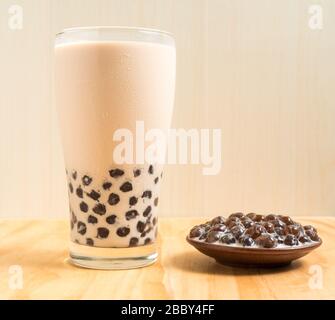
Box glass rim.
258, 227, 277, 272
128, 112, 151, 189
56, 26, 173, 38
55, 26, 175, 47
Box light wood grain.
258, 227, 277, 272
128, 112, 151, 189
0, 217, 334, 299
0, 0, 335, 219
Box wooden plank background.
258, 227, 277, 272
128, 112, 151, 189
0, 0, 334, 218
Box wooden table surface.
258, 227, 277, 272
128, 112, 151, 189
0, 217, 334, 300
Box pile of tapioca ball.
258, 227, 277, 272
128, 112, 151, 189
189, 213, 321, 248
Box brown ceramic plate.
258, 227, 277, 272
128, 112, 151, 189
187, 236, 322, 268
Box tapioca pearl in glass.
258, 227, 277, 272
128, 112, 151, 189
116, 227, 130, 237
137, 221, 146, 233
142, 190, 152, 199
109, 168, 124, 178
88, 215, 98, 224
133, 169, 141, 177
120, 182, 133, 192
125, 210, 139, 220
92, 203, 106, 215
97, 227, 109, 239
86, 238, 94, 246
144, 238, 152, 245
68, 183, 74, 193
106, 215, 117, 224
108, 193, 120, 205
76, 186, 84, 198
129, 196, 138, 206
143, 206, 152, 217
77, 222, 87, 235
102, 181, 112, 190
129, 237, 139, 246
86, 190, 101, 201
82, 175, 92, 186
79, 201, 89, 213
72, 170, 77, 180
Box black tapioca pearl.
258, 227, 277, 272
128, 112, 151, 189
144, 238, 152, 245
305, 229, 320, 241
77, 222, 87, 235
299, 235, 311, 243
152, 217, 157, 226
76, 186, 83, 198
228, 212, 244, 219
231, 225, 245, 239
280, 216, 294, 225
143, 206, 152, 217
275, 226, 288, 236
211, 216, 226, 225
97, 227, 109, 239
154, 197, 159, 206
253, 214, 265, 222
106, 215, 117, 224
129, 237, 139, 247
117, 227, 130, 237
133, 169, 141, 177
255, 234, 278, 248
129, 196, 138, 206
245, 224, 266, 239
125, 210, 139, 220
108, 193, 120, 205
70, 220, 74, 230
265, 214, 278, 221
154, 177, 159, 184
82, 175, 92, 186
74, 239, 79, 244
142, 190, 152, 199
304, 225, 317, 233
109, 169, 124, 178
88, 215, 98, 224
79, 201, 88, 213
87, 190, 100, 201
239, 235, 255, 247
137, 221, 146, 233
263, 222, 275, 233
146, 214, 152, 224
287, 224, 303, 236
275, 235, 285, 244
272, 219, 286, 228
206, 231, 224, 243
86, 238, 94, 246
211, 224, 226, 232
71, 211, 77, 224
102, 181, 112, 190
221, 233, 236, 244
120, 182, 132, 192
284, 234, 299, 246
92, 203, 106, 215
246, 212, 257, 220
241, 217, 254, 228
68, 183, 73, 193
148, 165, 154, 174
72, 171, 77, 180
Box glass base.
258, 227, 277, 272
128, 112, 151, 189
68, 241, 158, 270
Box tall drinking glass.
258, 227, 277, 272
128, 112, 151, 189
55, 27, 175, 269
